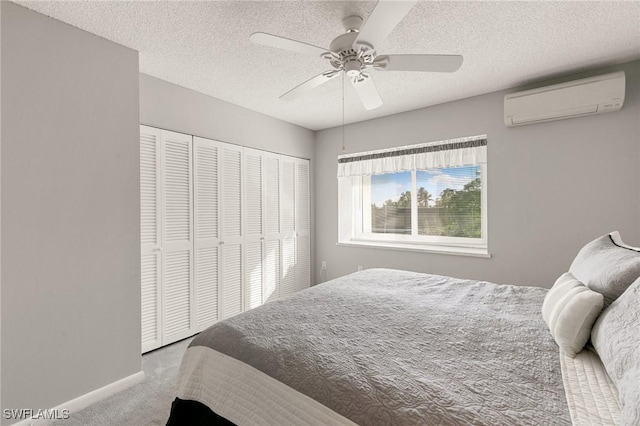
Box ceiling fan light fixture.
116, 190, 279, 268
344, 58, 362, 77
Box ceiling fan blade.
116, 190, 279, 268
351, 75, 383, 110
280, 70, 341, 101
250, 32, 328, 57
355, 0, 418, 49
378, 54, 463, 72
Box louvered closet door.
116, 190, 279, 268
295, 159, 311, 292
280, 157, 297, 298
193, 137, 221, 331
243, 148, 264, 311
162, 130, 195, 344
263, 153, 281, 303
140, 126, 162, 353
220, 144, 244, 319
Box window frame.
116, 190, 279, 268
340, 164, 488, 256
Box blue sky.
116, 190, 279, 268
371, 166, 479, 207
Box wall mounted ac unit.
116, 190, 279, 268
504, 71, 625, 127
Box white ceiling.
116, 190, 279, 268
16, 1, 640, 131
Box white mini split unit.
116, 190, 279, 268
504, 71, 625, 127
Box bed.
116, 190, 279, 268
167, 233, 639, 426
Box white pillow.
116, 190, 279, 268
542, 272, 604, 357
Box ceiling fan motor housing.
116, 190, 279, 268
342, 15, 363, 32
329, 32, 359, 55
328, 30, 376, 78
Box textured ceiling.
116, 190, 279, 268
16, 1, 640, 131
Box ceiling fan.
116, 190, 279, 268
249, 0, 463, 111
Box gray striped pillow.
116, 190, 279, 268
542, 272, 603, 357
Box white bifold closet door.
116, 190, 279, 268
161, 130, 195, 345
295, 159, 311, 292
263, 153, 282, 304
280, 157, 311, 298
140, 126, 195, 353
141, 125, 310, 353
140, 126, 162, 353
243, 148, 264, 311
220, 144, 244, 320
193, 137, 221, 331
280, 157, 297, 298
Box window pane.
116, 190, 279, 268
417, 166, 481, 238
369, 172, 412, 235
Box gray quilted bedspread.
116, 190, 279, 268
191, 268, 570, 425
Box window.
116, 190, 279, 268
368, 171, 412, 235
338, 135, 488, 256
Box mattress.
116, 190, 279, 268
167, 268, 613, 425
560, 348, 621, 425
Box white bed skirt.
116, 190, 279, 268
176, 346, 357, 425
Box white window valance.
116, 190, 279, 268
337, 134, 487, 178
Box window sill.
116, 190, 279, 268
336, 240, 491, 258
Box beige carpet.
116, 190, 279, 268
52, 337, 193, 426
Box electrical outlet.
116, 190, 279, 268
321, 261, 327, 269
357, 265, 363, 272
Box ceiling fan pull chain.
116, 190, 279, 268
342, 71, 346, 152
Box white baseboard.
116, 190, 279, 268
10, 370, 145, 426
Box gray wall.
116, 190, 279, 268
315, 60, 640, 288
1, 3, 141, 422
140, 74, 314, 159
139, 73, 317, 288
0, 2, 3, 410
